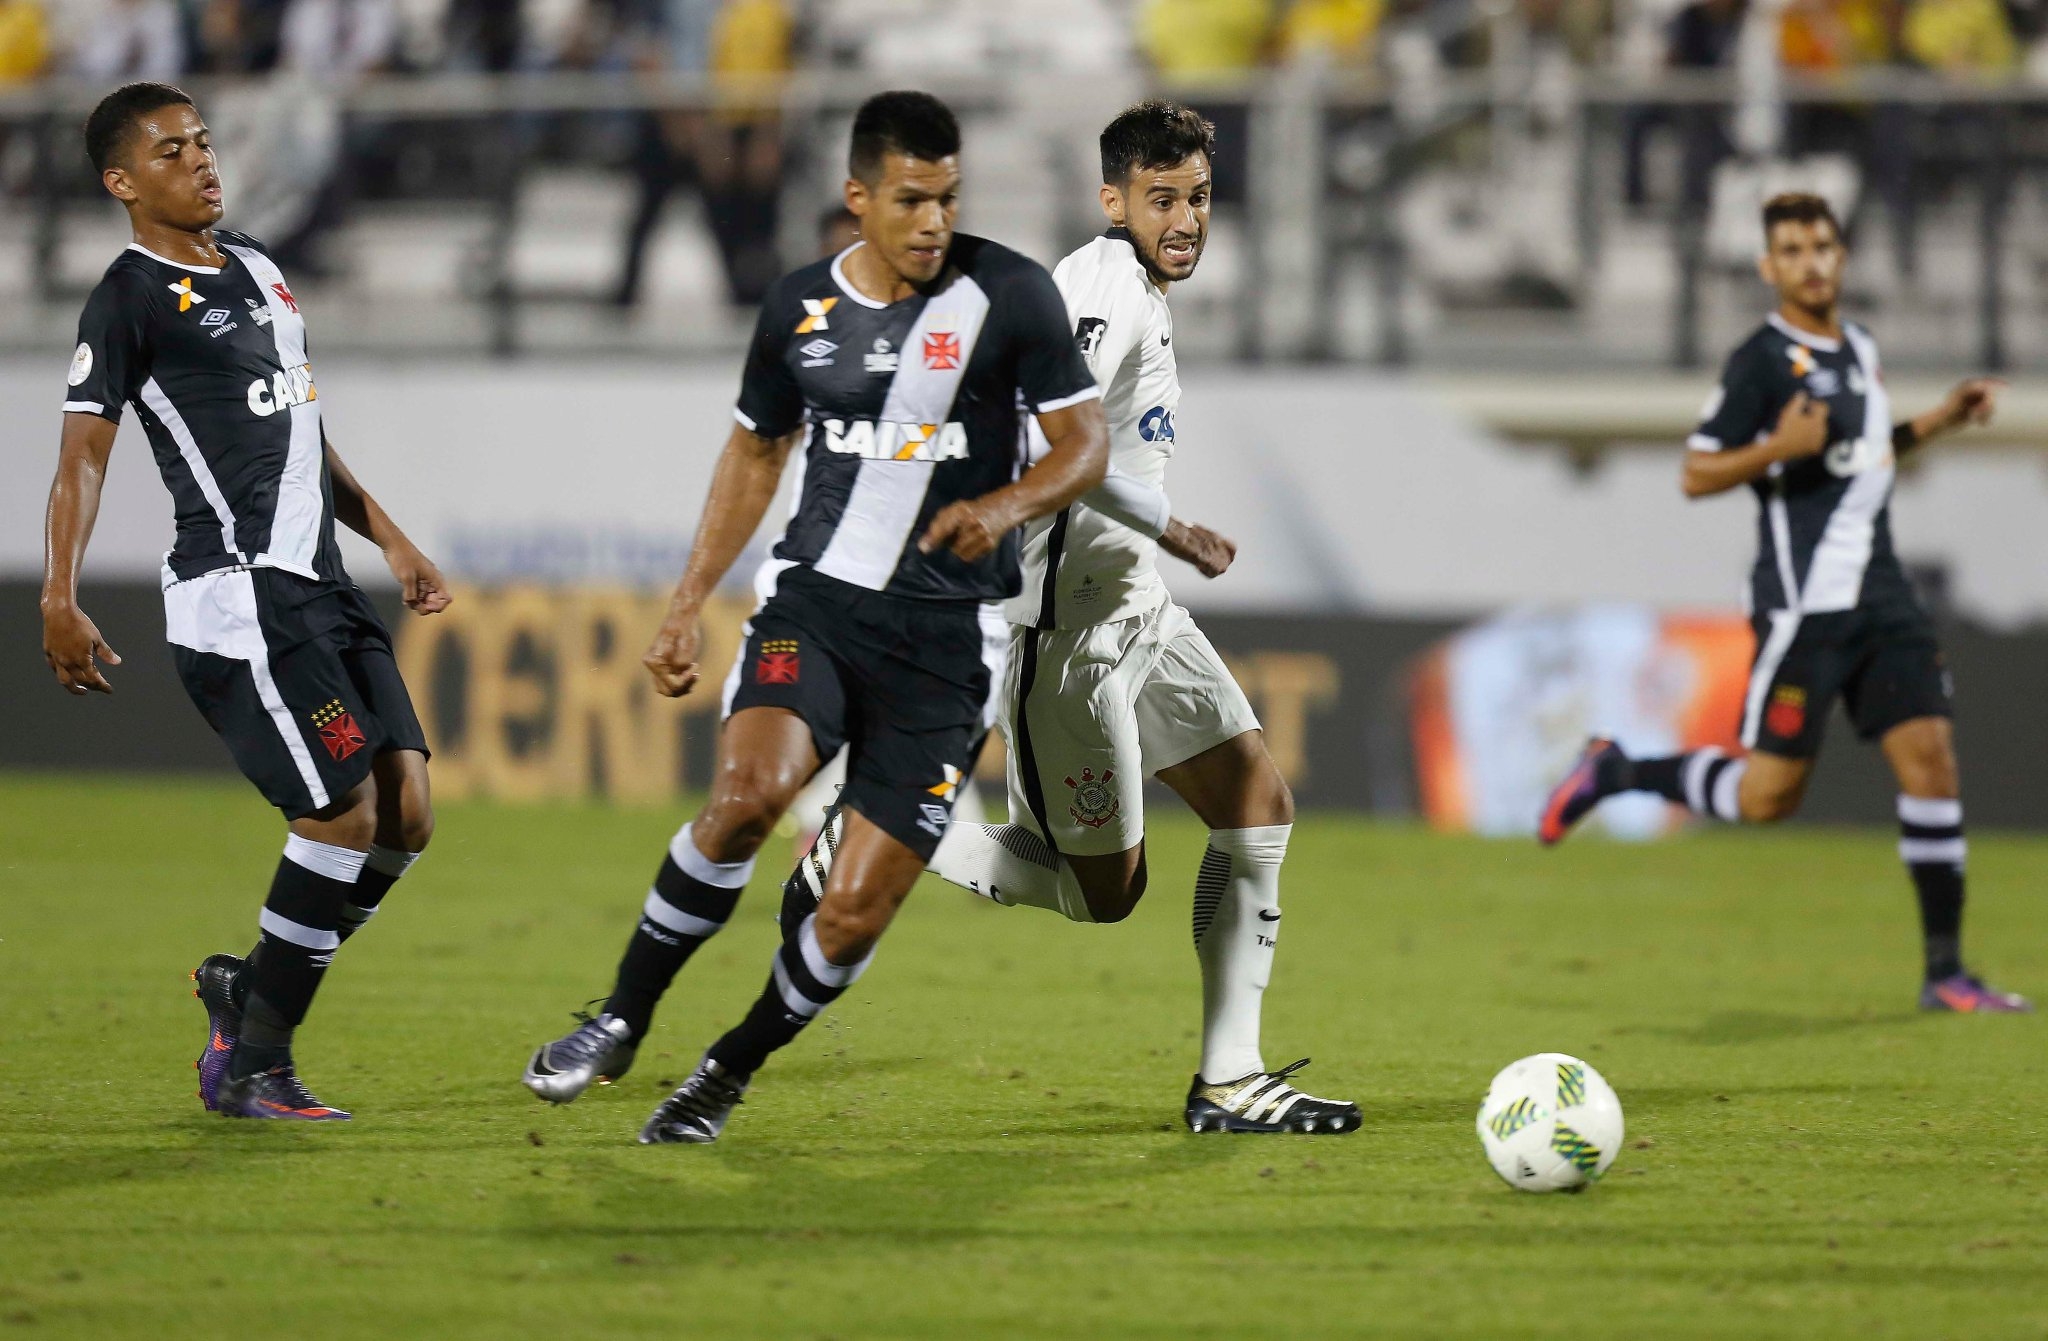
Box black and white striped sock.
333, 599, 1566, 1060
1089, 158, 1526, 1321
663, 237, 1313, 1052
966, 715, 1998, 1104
1899, 796, 1966, 981
602, 822, 752, 1039
1626, 748, 1748, 822
706, 913, 874, 1080
336, 844, 420, 943
234, 835, 364, 1077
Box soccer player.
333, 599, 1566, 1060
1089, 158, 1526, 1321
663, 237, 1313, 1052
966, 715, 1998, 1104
41, 83, 450, 1120
789, 102, 1361, 1134
520, 91, 1112, 1143
1539, 192, 2030, 1014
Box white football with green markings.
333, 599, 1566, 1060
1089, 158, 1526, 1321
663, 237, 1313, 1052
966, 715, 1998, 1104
1476, 1053, 1624, 1193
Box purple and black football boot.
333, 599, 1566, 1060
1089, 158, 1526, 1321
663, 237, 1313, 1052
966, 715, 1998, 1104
190, 953, 245, 1112
1920, 973, 2033, 1014
216, 1064, 352, 1121
1539, 738, 1625, 847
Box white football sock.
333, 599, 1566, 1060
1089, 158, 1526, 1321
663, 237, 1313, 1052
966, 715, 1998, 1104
925, 823, 1095, 923
1195, 824, 1290, 1084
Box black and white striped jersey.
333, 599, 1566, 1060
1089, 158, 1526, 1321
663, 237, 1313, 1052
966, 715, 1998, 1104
64, 232, 344, 588
1690, 314, 1909, 615
735, 235, 1100, 604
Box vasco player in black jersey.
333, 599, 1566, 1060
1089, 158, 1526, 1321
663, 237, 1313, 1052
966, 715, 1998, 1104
41, 84, 452, 1120
1540, 193, 2028, 1014
520, 92, 1110, 1143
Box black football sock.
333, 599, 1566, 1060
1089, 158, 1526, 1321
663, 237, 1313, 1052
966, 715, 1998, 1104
336, 844, 421, 943
602, 823, 752, 1040
1899, 796, 1966, 980
230, 836, 363, 1079
705, 913, 873, 1080
1617, 749, 1747, 821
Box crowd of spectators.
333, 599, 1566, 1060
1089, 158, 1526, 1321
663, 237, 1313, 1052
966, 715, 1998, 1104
0, 0, 2035, 90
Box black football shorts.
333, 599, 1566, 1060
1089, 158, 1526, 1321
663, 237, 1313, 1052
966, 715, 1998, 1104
722, 566, 989, 861
165, 566, 427, 819
1741, 596, 1951, 759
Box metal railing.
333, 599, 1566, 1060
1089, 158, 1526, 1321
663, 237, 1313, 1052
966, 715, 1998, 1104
8, 65, 2047, 367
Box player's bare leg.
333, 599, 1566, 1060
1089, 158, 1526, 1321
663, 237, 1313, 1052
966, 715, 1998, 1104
642, 810, 925, 1143
524, 707, 820, 1103
1881, 717, 2029, 1012
1734, 750, 1812, 823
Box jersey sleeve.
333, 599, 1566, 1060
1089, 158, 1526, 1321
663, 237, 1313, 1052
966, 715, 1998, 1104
1690, 341, 1777, 452
64, 271, 151, 422
1006, 263, 1102, 415
1065, 272, 1148, 395
733, 283, 803, 438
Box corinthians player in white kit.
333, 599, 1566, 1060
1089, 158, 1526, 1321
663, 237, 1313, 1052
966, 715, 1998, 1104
796, 102, 1359, 1134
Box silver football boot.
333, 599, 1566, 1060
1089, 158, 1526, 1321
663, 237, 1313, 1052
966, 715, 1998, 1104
639, 1057, 748, 1144
522, 1009, 637, 1104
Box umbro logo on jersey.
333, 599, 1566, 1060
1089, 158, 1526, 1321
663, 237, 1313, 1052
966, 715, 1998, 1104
922, 331, 961, 370
201, 307, 231, 326
799, 338, 838, 367
168, 276, 205, 311
797, 297, 838, 333
248, 363, 318, 417
819, 417, 968, 462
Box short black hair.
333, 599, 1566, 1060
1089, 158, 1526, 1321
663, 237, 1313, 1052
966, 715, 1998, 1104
85, 82, 195, 173
1762, 191, 1842, 243
1100, 100, 1216, 186
849, 91, 960, 183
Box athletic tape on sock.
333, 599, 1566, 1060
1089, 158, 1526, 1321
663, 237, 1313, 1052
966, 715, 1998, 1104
1682, 749, 1726, 815
282, 834, 368, 884
670, 822, 757, 889
1709, 759, 1747, 823
364, 844, 420, 879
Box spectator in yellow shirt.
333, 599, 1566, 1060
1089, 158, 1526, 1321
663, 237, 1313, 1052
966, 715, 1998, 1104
0, 0, 49, 83
1903, 0, 2018, 73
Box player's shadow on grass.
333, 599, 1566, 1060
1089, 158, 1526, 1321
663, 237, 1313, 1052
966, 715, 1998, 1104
1620, 1009, 1917, 1047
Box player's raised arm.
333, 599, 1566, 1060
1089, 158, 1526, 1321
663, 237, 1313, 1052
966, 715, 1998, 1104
643, 421, 803, 697
1895, 377, 2004, 454
41, 412, 124, 695
324, 438, 451, 615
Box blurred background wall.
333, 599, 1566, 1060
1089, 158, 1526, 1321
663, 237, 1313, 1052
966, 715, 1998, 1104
4, 0, 2046, 829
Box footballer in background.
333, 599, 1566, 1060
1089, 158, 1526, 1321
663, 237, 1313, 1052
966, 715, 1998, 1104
1540, 192, 2029, 1015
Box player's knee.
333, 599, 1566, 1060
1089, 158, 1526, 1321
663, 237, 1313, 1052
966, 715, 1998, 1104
812, 896, 889, 961
1075, 859, 1146, 923
309, 780, 379, 847
1740, 785, 1802, 824
396, 799, 435, 853
693, 792, 785, 863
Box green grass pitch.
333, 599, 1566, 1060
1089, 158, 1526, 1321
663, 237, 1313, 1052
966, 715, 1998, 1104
2, 772, 2045, 1339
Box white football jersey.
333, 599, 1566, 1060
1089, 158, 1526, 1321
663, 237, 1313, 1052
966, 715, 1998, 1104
1009, 230, 1180, 630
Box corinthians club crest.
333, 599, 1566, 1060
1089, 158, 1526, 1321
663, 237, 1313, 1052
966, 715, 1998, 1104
1064, 766, 1119, 829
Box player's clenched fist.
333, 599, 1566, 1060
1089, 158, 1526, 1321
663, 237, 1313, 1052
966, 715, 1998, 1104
1772, 391, 1829, 460
643, 617, 702, 698
1161, 520, 1236, 579
42, 604, 121, 696
919, 497, 1012, 564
